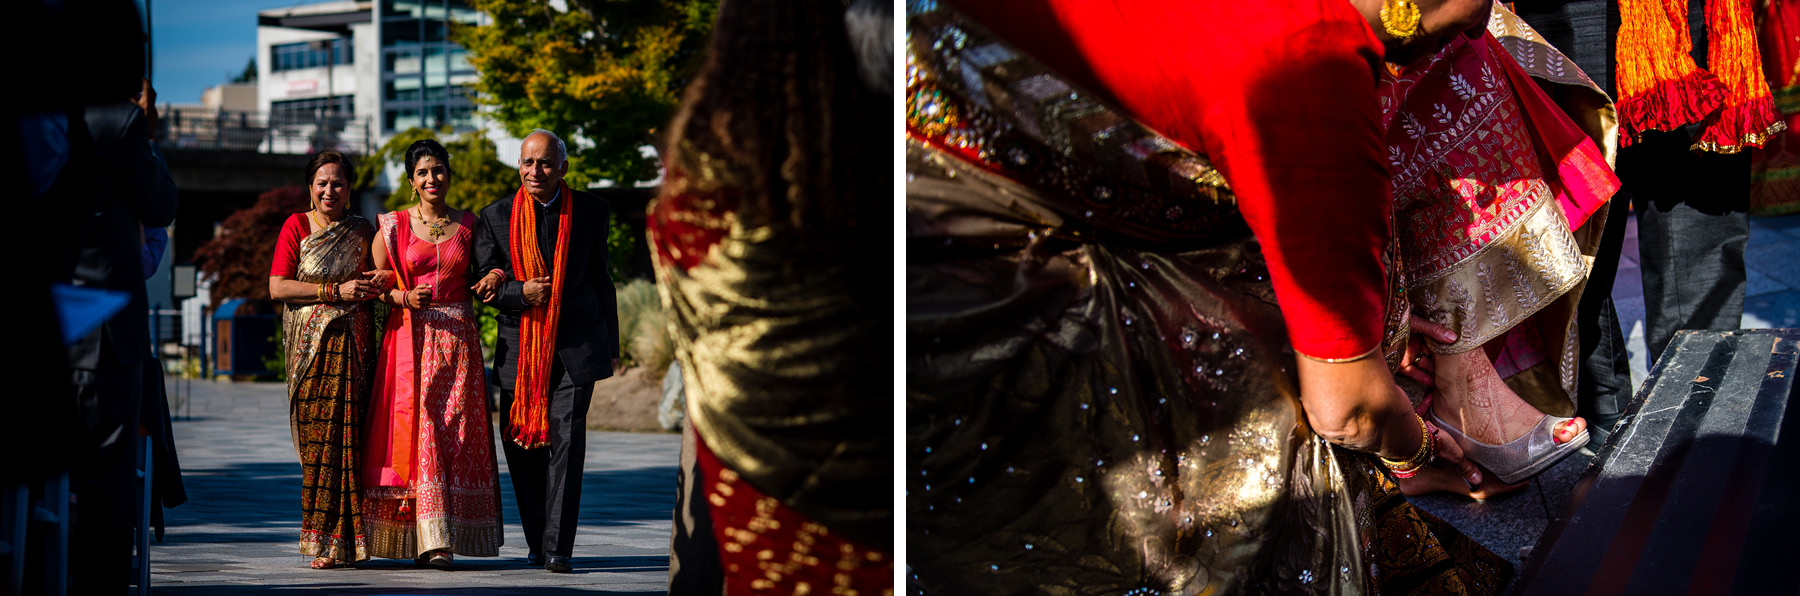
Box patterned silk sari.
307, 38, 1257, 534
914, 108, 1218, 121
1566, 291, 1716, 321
905, 4, 1510, 594
282, 214, 376, 563
1381, 7, 1619, 415
363, 211, 503, 559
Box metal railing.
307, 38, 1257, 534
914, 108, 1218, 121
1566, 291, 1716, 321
155, 107, 374, 156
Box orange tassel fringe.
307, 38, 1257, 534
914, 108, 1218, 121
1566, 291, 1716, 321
1615, 0, 1783, 151
1692, 0, 1786, 153
1615, 0, 1725, 144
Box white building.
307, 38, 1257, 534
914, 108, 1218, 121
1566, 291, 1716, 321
255, 0, 485, 149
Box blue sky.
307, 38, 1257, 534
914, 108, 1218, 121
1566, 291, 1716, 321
147, 0, 308, 104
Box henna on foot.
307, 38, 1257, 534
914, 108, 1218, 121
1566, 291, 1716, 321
1431, 348, 1585, 445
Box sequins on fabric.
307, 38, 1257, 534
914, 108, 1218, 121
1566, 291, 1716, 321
906, 5, 1242, 246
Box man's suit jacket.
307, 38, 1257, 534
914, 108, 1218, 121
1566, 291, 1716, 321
474, 188, 621, 390
67, 101, 179, 372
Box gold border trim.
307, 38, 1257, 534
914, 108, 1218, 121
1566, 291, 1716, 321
1412, 199, 1588, 355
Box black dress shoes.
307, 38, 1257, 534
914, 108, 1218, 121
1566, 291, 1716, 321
545, 555, 573, 573
526, 552, 544, 567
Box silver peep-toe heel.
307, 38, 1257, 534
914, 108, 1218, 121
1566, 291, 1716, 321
1429, 411, 1588, 485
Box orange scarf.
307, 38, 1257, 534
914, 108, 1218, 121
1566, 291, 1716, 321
1616, 0, 1784, 152
508, 183, 571, 448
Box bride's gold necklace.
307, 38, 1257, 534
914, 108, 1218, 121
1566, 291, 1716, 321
413, 205, 453, 241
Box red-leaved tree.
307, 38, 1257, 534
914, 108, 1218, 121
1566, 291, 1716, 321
194, 185, 309, 305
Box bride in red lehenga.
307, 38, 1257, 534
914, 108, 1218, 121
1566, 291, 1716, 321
363, 139, 504, 569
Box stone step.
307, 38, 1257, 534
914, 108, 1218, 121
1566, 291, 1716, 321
1515, 328, 1800, 595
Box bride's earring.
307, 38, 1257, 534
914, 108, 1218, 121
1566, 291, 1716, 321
1381, 0, 1421, 42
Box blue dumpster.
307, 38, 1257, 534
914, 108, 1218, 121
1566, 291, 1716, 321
213, 299, 277, 377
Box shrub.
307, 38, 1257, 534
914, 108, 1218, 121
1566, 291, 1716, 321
614, 278, 670, 374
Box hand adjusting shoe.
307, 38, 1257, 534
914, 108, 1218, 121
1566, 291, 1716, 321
545, 555, 573, 573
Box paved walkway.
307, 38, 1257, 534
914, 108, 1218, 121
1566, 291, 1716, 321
1409, 212, 1800, 571
150, 379, 678, 594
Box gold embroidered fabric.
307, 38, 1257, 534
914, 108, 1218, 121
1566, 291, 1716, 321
1390, 5, 1621, 415
905, 6, 1243, 248
651, 190, 894, 549
282, 215, 376, 452
1487, 4, 1619, 166
1408, 199, 1589, 357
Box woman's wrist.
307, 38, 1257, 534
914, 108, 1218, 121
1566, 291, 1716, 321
1379, 414, 1436, 477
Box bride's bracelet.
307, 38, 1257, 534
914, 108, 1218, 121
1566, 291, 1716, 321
1380, 414, 1436, 478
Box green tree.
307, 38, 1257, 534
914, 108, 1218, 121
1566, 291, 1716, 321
452, 0, 718, 187
359, 126, 516, 214
194, 185, 310, 304
229, 56, 257, 84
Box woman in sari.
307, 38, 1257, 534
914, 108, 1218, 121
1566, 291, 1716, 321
364, 139, 504, 569
905, 0, 1563, 593
648, 0, 893, 591
269, 150, 385, 569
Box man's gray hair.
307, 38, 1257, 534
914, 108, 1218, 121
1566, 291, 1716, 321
523, 129, 568, 164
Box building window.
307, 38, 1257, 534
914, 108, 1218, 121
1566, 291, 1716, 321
384, 48, 422, 74
449, 105, 476, 129
382, 19, 422, 46
271, 39, 352, 72
272, 95, 354, 124
384, 78, 422, 102
385, 108, 423, 132
383, 0, 424, 18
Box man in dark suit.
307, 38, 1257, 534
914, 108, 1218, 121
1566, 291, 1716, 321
472, 129, 620, 574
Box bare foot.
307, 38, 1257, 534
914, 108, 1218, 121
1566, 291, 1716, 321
1396, 461, 1527, 501
1432, 349, 1585, 445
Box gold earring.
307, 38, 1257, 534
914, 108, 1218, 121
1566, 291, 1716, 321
1381, 0, 1421, 42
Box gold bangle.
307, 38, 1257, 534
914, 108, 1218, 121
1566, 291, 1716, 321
1380, 414, 1435, 472
317, 283, 326, 303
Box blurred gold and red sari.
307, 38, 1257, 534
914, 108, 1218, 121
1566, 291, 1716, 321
1751, 0, 1800, 216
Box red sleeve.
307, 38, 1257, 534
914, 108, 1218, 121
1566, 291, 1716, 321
269, 213, 306, 278
948, 0, 1393, 360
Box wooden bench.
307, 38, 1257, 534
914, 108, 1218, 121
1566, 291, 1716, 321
1513, 328, 1800, 595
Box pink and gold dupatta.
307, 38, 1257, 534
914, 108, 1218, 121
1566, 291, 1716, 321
367, 212, 421, 491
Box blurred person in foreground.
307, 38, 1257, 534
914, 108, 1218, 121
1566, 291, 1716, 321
364, 138, 503, 569
649, 0, 894, 591
268, 150, 386, 569
473, 129, 621, 574
63, 74, 179, 594
6, 1, 159, 592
